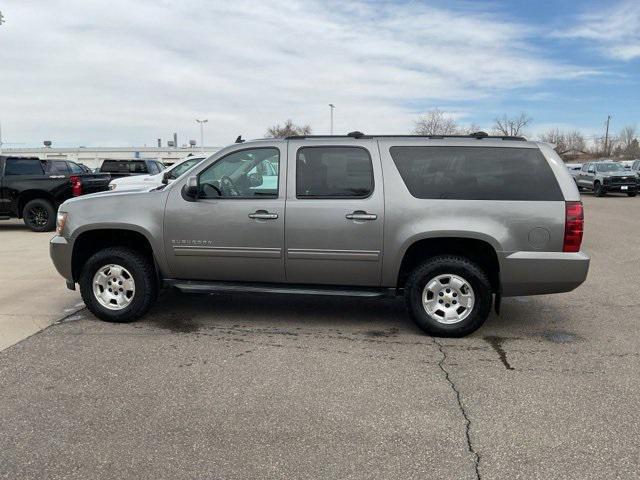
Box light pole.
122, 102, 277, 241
196, 119, 208, 152
329, 104, 335, 135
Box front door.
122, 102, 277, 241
163, 145, 286, 283
284, 140, 384, 286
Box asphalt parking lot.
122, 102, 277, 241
0, 194, 638, 480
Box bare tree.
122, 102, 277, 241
539, 128, 586, 157
539, 128, 567, 153
618, 125, 637, 158
565, 130, 586, 153
493, 113, 531, 136
414, 108, 459, 135
265, 119, 312, 138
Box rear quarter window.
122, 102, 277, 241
389, 146, 563, 201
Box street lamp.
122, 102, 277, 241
328, 104, 335, 135
196, 119, 208, 151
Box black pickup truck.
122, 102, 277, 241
0, 156, 111, 231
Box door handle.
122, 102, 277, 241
49, 175, 65, 179
248, 210, 278, 220
346, 211, 377, 221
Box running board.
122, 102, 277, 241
165, 280, 396, 298
0, 216, 10, 220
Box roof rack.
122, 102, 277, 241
285, 131, 526, 141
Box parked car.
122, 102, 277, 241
109, 157, 205, 192
98, 159, 166, 179
0, 156, 111, 231
575, 161, 639, 197
565, 163, 583, 179
631, 160, 640, 174
50, 133, 589, 337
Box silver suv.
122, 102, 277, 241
50, 133, 589, 337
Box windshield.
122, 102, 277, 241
169, 158, 204, 179
596, 163, 624, 172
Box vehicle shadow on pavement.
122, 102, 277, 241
131, 289, 566, 340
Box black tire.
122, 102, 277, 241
23, 199, 56, 232
627, 192, 637, 197
404, 255, 492, 337
79, 247, 157, 323
594, 182, 606, 197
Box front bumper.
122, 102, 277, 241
50, 235, 75, 287
602, 184, 638, 192
500, 251, 590, 297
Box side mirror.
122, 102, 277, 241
162, 172, 171, 184
183, 176, 199, 200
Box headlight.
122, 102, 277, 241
108, 184, 116, 190
56, 212, 68, 235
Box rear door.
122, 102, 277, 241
2, 158, 48, 215
0, 158, 7, 216
284, 140, 384, 286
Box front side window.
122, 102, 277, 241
296, 147, 373, 198
4, 159, 44, 176
390, 146, 563, 201
198, 147, 280, 199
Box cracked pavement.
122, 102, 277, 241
1, 194, 639, 479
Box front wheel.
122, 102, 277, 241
404, 255, 492, 337
627, 192, 637, 197
79, 247, 158, 322
594, 182, 606, 197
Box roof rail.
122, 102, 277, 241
285, 131, 526, 141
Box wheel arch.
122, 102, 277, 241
395, 235, 501, 293
71, 228, 159, 283
18, 190, 57, 218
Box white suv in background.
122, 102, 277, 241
109, 156, 205, 192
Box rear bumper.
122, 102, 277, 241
50, 235, 74, 286
500, 251, 590, 297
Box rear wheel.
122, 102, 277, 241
627, 192, 637, 197
79, 247, 157, 322
23, 199, 56, 232
594, 182, 606, 197
404, 255, 492, 337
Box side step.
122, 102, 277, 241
165, 279, 396, 298
0, 216, 10, 220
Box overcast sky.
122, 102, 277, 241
0, 0, 639, 147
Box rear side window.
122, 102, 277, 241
389, 146, 563, 201
296, 147, 373, 198
4, 159, 44, 176
42, 161, 69, 175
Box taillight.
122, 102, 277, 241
70, 175, 82, 197
563, 201, 584, 252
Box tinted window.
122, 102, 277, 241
41, 161, 69, 175
198, 147, 279, 199
296, 147, 373, 198
5, 159, 44, 176
390, 146, 563, 201
68, 162, 84, 174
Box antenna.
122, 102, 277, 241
235, 135, 245, 144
